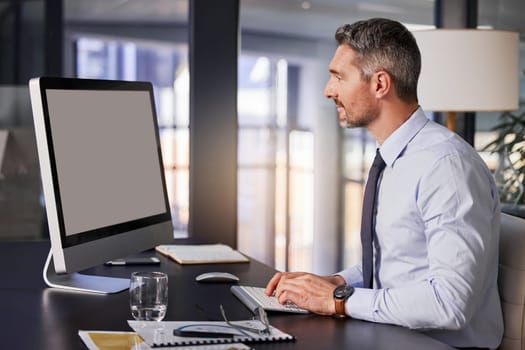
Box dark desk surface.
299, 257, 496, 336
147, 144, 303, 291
0, 240, 455, 350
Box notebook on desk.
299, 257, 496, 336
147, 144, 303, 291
156, 244, 249, 264
128, 320, 295, 347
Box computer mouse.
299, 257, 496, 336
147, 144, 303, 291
195, 272, 240, 283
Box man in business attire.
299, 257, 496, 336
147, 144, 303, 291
266, 18, 503, 350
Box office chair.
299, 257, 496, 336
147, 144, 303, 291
498, 212, 525, 350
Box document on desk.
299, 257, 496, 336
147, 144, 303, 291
128, 320, 295, 347
155, 244, 249, 264
78, 330, 252, 350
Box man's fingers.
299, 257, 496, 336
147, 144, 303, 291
266, 271, 309, 296
274, 276, 310, 302
265, 272, 283, 296
268, 272, 339, 315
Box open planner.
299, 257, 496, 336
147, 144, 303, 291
128, 320, 295, 347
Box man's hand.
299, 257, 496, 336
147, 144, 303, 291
265, 272, 345, 315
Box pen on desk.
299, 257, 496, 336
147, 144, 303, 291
104, 257, 160, 266
173, 329, 236, 338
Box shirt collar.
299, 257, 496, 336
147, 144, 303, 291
378, 107, 429, 167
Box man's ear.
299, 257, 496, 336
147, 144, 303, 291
372, 71, 392, 98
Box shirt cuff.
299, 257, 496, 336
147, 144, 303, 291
346, 288, 377, 321
336, 265, 363, 288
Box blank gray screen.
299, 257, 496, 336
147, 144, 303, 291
46, 89, 167, 236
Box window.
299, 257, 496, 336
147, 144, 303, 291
237, 56, 313, 271
341, 128, 376, 266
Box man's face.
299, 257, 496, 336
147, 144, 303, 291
324, 45, 379, 128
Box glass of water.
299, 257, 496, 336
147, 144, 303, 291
130, 271, 168, 321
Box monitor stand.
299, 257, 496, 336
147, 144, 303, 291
43, 250, 129, 294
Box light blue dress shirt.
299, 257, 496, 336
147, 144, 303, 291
338, 107, 504, 349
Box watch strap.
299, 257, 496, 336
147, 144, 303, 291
334, 297, 347, 316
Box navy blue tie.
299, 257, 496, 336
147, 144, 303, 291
361, 149, 386, 289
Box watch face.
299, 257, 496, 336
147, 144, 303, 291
334, 284, 354, 299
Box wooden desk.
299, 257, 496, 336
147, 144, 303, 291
0, 241, 455, 350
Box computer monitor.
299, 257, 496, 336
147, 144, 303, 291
29, 77, 173, 294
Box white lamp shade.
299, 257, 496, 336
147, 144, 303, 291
412, 29, 519, 112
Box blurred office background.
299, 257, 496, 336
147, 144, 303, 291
1, 0, 524, 274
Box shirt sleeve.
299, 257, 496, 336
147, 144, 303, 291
346, 153, 500, 330
337, 264, 364, 288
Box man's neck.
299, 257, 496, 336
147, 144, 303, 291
368, 102, 419, 145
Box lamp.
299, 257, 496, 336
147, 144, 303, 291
412, 29, 519, 131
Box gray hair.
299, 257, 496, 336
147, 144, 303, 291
335, 18, 421, 103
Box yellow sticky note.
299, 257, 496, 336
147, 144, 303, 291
87, 332, 145, 350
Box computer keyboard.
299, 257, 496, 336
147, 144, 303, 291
231, 285, 309, 314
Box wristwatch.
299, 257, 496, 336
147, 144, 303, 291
333, 284, 354, 317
